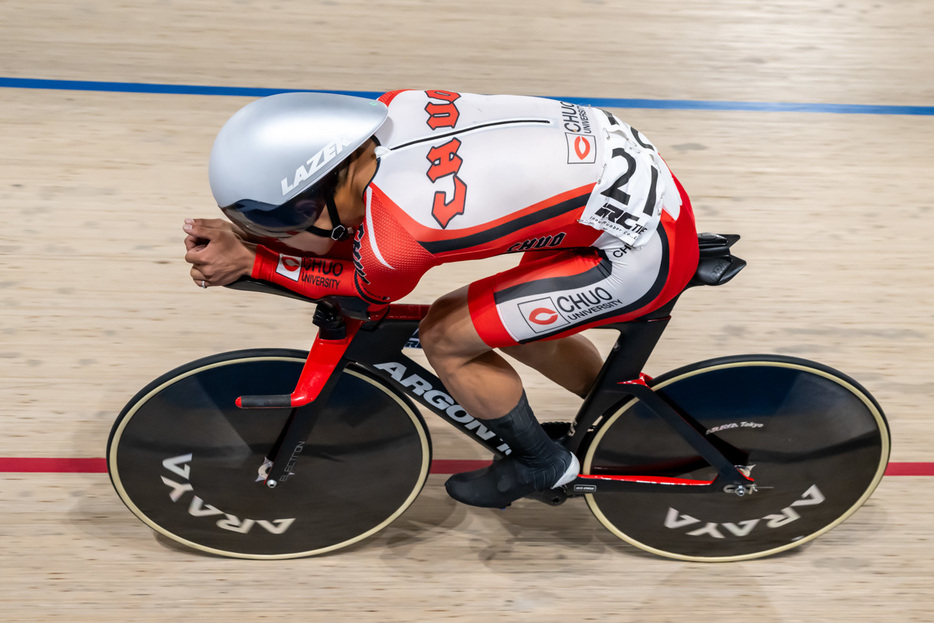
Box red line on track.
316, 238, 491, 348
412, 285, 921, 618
0, 458, 109, 473
0, 458, 932, 476
882, 462, 934, 477
430, 459, 490, 474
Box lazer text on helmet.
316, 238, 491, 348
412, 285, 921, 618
281, 136, 353, 196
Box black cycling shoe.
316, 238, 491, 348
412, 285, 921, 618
445, 452, 579, 509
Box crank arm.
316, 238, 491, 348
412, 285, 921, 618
566, 472, 718, 496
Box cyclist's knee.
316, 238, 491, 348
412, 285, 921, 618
420, 298, 458, 360
420, 291, 484, 364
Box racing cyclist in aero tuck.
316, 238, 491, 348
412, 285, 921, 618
183, 89, 700, 509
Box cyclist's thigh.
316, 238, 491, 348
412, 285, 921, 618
467, 219, 693, 348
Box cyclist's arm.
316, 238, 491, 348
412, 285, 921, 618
251, 244, 360, 299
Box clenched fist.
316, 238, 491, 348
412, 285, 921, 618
183, 218, 257, 288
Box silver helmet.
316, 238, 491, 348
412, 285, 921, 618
209, 92, 388, 239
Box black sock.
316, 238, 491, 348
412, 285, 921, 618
481, 392, 570, 489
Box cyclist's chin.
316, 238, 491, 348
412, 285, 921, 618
273, 232, 336, 256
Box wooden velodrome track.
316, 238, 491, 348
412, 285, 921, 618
2, 1, 932, 620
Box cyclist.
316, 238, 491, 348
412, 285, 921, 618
184, 90, 700, 509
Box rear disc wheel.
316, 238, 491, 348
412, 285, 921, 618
583, 356, 890, 561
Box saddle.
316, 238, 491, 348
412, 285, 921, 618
690, 233, 746, 287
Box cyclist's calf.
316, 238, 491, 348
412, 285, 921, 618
501, 336, 603, 398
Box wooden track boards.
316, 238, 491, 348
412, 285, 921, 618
1, 1, 932, 620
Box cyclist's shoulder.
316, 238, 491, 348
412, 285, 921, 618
350, 201, 433, 305
355, 187, 435, 274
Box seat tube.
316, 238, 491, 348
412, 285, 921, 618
567, 316, 671, 451
604, 316, 671, 381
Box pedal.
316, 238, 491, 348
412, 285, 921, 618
524, 487, 568, 506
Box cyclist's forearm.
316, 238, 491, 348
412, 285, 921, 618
251, 245, 359, 298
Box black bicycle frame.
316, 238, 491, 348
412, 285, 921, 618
227, 232, 753, 496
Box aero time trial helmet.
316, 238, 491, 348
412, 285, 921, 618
209, 92, 388, 240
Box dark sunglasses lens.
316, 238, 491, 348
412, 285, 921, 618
223, 186, 327, 236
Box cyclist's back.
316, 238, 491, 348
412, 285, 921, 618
352, 90, 698, 347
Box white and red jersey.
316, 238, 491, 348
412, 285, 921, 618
372, 89, 605, 239
354, 89, 680, 304
252, 90, 697, 344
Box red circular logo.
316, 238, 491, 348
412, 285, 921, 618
574, 136, 592, 160
528, 307, 559, 325
281, 256, 301, 272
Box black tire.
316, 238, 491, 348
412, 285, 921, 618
582, 355, 890, 562
107, 349, 432, 559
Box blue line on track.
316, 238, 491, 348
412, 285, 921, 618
2, 76, 933, 116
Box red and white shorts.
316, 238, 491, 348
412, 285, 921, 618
467, 194, 699, 348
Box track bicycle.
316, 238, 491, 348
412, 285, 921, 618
107, 233, 890, 562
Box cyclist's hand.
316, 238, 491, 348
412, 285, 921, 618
183, 218, 241, 250
184, 218, 257, 288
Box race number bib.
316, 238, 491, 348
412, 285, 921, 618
580, 112, 681, 247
